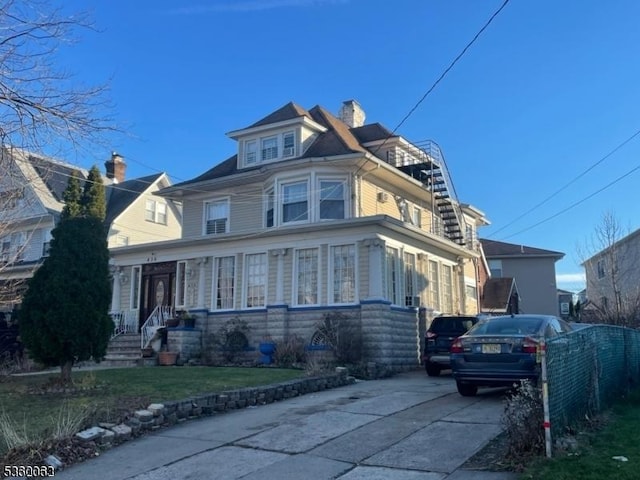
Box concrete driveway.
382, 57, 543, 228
56, 369, 518, 480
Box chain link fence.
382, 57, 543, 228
545, 325, 640, 440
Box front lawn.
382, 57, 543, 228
0, 366, 304, 455
522, 388, 640, 479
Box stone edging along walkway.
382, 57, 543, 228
72, 367, 355, 452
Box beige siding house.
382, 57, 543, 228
109, 100, 490, 372
582, 228, 640, 324
0, 147, 182, 315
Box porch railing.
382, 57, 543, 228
141, 305, 174, 350
110, 310, 138, 339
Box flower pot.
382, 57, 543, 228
158, 351, 178, 366
258, 341, 276, 365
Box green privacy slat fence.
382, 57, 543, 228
546, 325, 640, 440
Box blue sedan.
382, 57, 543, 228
450, 314, 573, 396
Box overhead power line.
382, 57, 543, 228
500, 162, 640, 241
489, 127, 640, 238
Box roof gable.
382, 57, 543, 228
105, 173, 164, 226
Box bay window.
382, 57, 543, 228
214, 256, 235, 310
245, 253, 266, 308
319, 180, 345, 220
296, 248, 318, 305
282, 181, 308, 223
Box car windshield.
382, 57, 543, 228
467, 316, 543, 336
430, 317, 475, 334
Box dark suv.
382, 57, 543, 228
423, 315, 481, 376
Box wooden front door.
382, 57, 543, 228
140, 262, 176, 328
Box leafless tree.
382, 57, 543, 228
579, 211, 640, 327
0, 0, 115, 310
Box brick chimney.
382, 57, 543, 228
338, 100, 366, 128
105, 151, 126, 183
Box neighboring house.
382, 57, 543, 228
0, 147, 182, 316
582, 228, 640, 324
480, 239, 564, 316
109, 99, 490, 372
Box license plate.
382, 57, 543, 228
482, 344, 501, 354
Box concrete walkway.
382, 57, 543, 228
56, 370, 519, 480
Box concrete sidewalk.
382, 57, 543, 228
56, 370, 519, 480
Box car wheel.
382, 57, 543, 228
425, 363, 441, 377
456, 381, 478, 397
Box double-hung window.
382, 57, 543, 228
442, 264, 453, 313
331, 244, 355, 303
428, 260, 440, 310
283, 132, 295, 157
245, 253, 266, 308
214, 256, 235, 309
404, 252, 416, 306
245, 140, 257, 165
261, 136, 278, 161
386, 247, 399, 304
145, 200, 167, 224
282, 181, 308, 223
319, 180, 345, 220
205, 199, 229, 235
176, 261, 187, 308
597, 259, 606, 279
296, 248, 318, 305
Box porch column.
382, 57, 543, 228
111, 267, 123, 313
271, 248, 287, 304
196, 257, 208, 309
364, 238, 384, 300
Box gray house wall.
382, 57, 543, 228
501, 257, 559, 315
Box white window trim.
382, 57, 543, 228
176, 261, 187, 308
203, 197, 230, 235
317, 176, 348, 221
212, 256, 236, 311
293, 247, 321, 306
130, 266, 142, 311
240, 130, 300, 168
243, 252, 267, 309
329, 243, 357, 305
280, 178, 310, 225
386, 246, 400, 305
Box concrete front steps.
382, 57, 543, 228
104, 333, 156, 367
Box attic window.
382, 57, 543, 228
245, 140, 257, 165
283, 132, 295, 157
261, 136, 278, 161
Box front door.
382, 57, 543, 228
140, 262, 176, 328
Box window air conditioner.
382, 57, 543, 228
283, 147, 295, 157
377, 192, 389, 203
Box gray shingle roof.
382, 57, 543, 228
480, 239, 564, 259
105, 173, 163, 226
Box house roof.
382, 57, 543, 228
29, 155, 90, 202
482, 277, 517, 311
247, 102, 310, 128
480, 239, 564, 260
105, 173, 164, 226
168, 101, 387, 190
7, 147, 167, 228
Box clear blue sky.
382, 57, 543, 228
58, 0, 640, 293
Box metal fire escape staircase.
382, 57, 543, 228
393, 140, 467, 246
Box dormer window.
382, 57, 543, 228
245, 140, 257, 165
261, 136, 278, 161
283, 131, 295, 157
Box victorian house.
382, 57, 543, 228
108, 100, 489, 371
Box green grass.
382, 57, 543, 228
0, 366, 304, 454
521, 389, 640, 479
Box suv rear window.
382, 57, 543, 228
429, 316, 478, 335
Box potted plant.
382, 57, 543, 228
182, 312, 196, 329
258, 335, 277, 365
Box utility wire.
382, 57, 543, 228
500, 162, 640, 241
489, 127, 640, 238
